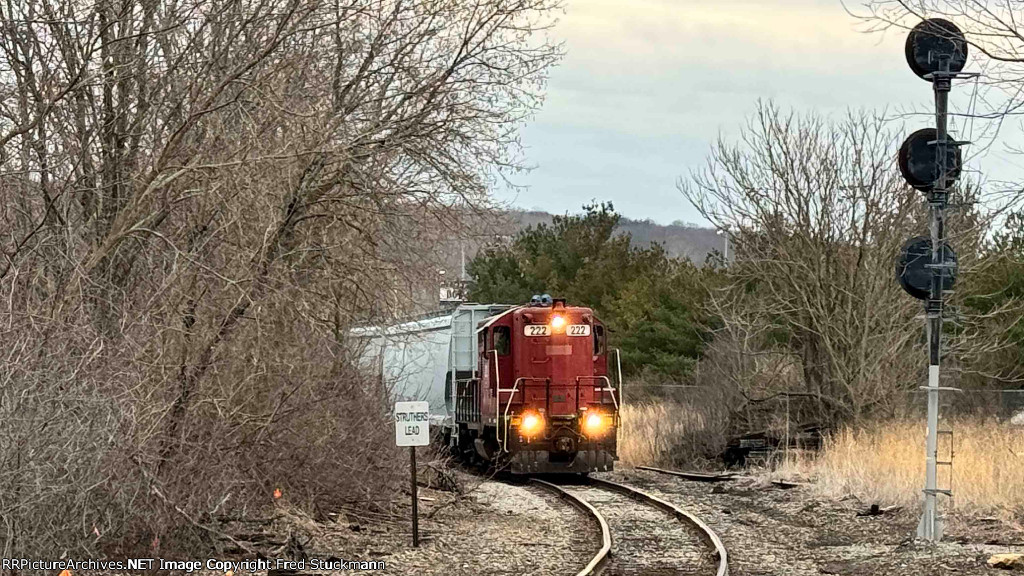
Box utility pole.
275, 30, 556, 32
897, 18, 972, 542
460, 241, 467, 280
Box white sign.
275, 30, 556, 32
395, 401, 430, 446
567, 324, 591, 337
524, 325, 551, 337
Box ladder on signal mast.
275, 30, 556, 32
926, 427, 955, 499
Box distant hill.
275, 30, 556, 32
511, 210, 721, 264
435, 210, 720, 289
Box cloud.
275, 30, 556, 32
558, 0, 900, 73
504, 0, 983, 224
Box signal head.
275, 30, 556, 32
906, 18, 968, 80
898, 128, 962, 192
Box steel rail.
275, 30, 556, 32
529, 478, 611, 576
636, 465, 737, 483
587, 477, 729, 576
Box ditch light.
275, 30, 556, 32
517, 411, 544, 436
583, 410, 612, 438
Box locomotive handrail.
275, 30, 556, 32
491, 350, 501, 442
492, 350, 524, 451
492, 346, 624, 452
499, 378, 521, 452
576, 375, 619, 412
498, 376, 547, 452
613, 348, 624, 410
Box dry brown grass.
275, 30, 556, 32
783, 419, 1024, 517
618, 402, 716, 467
621, 400, 1024, 517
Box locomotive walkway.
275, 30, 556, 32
530, 477, 728, 576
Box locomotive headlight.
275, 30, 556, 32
520, 412, 544, 436
550, 315, 566, 331
583, 412, 610, 437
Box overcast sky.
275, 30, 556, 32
499, 0, 1008, 226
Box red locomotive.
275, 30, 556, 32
450, 296, 621, 474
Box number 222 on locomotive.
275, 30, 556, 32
450, 297, 622, 474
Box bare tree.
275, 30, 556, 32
852, 1, 1024, 204
853, 1, 1024, 390
0, 0, 561, 558
682, 103, 968, 427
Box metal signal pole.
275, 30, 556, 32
920, 57, 951, 542
898, 18, 973, 542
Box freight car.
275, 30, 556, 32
352, 296, 622, 474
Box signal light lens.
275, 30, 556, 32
520, 412, 544, 436
583, 412, 610, 437
550, 315, 566, 330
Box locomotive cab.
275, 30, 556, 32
456, 297, 620, 474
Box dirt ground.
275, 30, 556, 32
265, 470, 598, 576
213, 465, 1024, 576
605, 467, 1024, 576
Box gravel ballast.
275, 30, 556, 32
599, 467, 1024, 576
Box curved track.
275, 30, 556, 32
530, 479, 611, 576
530, 477, 728, 576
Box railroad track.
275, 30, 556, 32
530, 477, 728, 576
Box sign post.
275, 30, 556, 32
395, 401, 429, 547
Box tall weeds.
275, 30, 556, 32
808, 419, 1024, 517
618, 402, 726, 468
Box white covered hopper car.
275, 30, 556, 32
350, 304, 513, 429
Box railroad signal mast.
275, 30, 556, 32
897, 18, 975, 542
